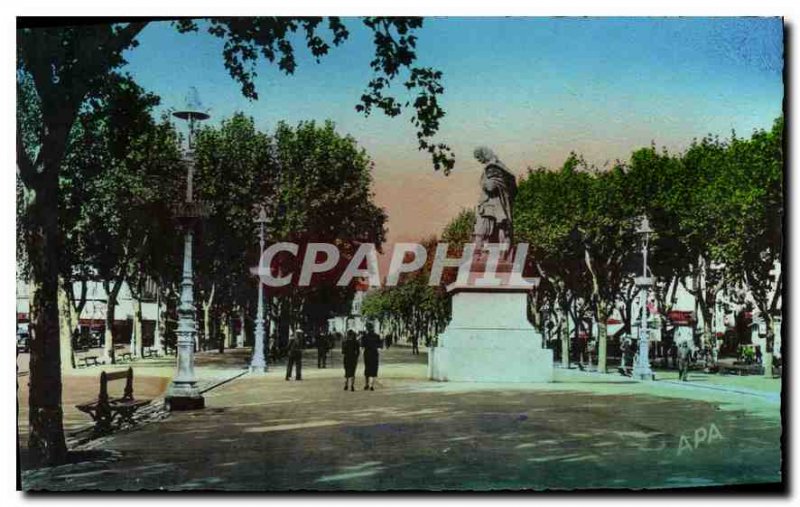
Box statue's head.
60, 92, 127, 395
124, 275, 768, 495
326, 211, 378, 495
474, 146, 496, 165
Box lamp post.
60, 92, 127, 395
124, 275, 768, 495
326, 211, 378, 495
250, 205, 270, 373
165, 87, 210, 410
633, 215, 655, 381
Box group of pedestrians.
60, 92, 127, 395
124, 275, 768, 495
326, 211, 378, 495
283, 324, 384, 391
342, 324, 383, 391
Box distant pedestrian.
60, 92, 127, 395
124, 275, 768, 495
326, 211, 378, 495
677, 341, 690, 381
620, 336, 632, 369
670, 343, 678, 370
317, 333, 330, 369
755, 345, 763, 365
587, 340, 596, 370
342, 330, 360, 391
285, 330, 303, 381
410, 333, 420, 355
362, 323, 383, 390
385, 333, 393, 349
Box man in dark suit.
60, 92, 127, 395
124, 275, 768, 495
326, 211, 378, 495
285, 330, 304, 381
677, 341, 690, 382
317, 333, 330, 369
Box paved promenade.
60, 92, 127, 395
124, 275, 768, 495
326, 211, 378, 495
20, 347, 782, 491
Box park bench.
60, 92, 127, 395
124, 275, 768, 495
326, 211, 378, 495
142, 346, 160, 358
79, 355, 99, 368
76, 367, 151, 435
113, 344, 133, 363
721, 363, 764, 376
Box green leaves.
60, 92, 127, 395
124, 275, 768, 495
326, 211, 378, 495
61, 72, 183, 287
190, 116, 387, 330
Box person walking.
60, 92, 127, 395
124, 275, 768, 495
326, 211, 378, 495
670, 342, 678, 370
362, 323, 383, 390
317, 333, 330, 369
342, 330, 360, 391
410, 332, 420, 355
677, 341, 690, 382
285, 330, 304, 381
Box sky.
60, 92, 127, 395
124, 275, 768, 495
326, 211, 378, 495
121, 17, 784, 262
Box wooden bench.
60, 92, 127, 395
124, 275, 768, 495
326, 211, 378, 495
118, 352, 133, 362
142, 347, 160, 358
76, 367, 151, 435
79, 356, 99, 368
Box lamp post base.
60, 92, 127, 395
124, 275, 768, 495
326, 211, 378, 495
165, 382, 205, 411
165, 394, 205, 411
632, 366, 655, 381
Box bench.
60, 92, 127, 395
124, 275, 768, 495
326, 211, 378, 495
118, 352, 133, 362
79, 356, 99, 368
722, 364, 764, 376
76, 367, 151, 435
142, 347, 160, 358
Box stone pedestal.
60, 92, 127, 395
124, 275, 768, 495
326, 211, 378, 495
428, 282, 554, 383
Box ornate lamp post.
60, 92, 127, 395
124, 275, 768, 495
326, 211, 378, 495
165, 87, 210, 410
250, 205, 270, 373
633, 215, 655, 381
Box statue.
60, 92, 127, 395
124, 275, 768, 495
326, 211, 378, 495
472, 147, 517, 255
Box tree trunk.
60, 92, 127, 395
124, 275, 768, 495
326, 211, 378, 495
559, 300, 570, 367
25, 167, 67, 465
58, 280, 75, 372
132, 296, 143, 358
103, 300, 116, 364
202, 306, 210, 352
237, 307, 245, 348
597, 304, 609, 374
153, 290, 163, 354
202, 285, 215, 352
763, 313, 775, 378
70, 279, 88, 363
218, 312, 226, 354
102, 280, 123, 364
695, 293, 714, 350
226, 314, 236, 348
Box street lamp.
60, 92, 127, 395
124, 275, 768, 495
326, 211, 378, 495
250, 205, 270, 373
633, 215, 655, 381
165, 87, 210, 410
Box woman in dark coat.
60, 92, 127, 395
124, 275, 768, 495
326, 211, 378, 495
361, 323, 383, 390
342, 330, 360, 391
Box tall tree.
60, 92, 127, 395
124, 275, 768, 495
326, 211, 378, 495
76, 74, 182, 364
578, 165, 641, 373
192, 113, 277, 352
269, 120, 387, 340
708, 118, 783, 375
515, 156, 593, 368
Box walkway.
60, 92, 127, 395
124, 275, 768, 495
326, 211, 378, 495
20, 347, 782, 491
